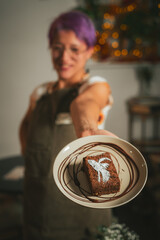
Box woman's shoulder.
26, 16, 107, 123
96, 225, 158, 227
32, 81, 56, 93
30, 81, 56, 103
79, 75, 108, 94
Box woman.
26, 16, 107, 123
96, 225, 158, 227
20, 11, 115, 240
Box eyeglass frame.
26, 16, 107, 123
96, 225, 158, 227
51, 43, 88, 59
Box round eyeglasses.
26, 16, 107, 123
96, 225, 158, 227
51, 44, 87, 59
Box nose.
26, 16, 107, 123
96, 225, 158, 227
59, 48, 71, 61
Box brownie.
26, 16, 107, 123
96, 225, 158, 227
83, 152, 120, 196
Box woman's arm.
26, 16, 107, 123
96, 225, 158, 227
70, 82, 117, 138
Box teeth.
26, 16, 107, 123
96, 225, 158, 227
61, 64, 69, 67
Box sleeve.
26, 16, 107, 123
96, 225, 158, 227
78, 76, 107, 94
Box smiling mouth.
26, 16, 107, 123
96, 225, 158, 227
59, 64, 72, 70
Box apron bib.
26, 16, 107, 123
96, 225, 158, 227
23, 86, 112, 240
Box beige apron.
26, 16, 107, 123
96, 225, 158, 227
23, 86, 112, 240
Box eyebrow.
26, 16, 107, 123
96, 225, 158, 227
52, 42, 63, 45
53, 42, 81, 48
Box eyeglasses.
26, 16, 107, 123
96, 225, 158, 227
51, 44, 87, 59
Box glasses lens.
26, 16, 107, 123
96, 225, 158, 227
52, 46, 62, 57
52, 45, 86, 58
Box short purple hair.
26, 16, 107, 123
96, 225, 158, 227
48, 11, 96, 48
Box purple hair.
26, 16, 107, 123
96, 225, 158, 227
48, 11, 96, 48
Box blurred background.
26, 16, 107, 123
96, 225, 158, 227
0, 0, 160, 239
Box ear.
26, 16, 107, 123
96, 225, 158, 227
86, 47, 94, 59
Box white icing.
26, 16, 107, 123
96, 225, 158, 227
88, 157, 111, 183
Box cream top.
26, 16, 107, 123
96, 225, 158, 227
30, 76, 113, 129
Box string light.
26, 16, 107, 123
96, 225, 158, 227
103, 22, 111, 29
102, 32, 108, 39
99, 38, 106, 45
93, 1, 157, 61
112, 41, 119, 48
115, 4, 137, 14
122, 49, 128, 56
127, 5, 135, 12
104, 13, 110, 19
94, 45, 101, 52
114, 50, 121, 56
112, 32, 119, 39
133, 49, 142, 57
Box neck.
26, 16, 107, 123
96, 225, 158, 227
58, 71, 89, 89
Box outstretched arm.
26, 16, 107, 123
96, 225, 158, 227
70, 82, 117, 138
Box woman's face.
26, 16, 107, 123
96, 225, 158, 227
51, 30, 93, 86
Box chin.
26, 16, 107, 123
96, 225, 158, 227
58, 72, 73, 81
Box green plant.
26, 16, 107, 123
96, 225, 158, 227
82, 223, 140, 240
96, 223, 140, 240
135, 64, 154, 95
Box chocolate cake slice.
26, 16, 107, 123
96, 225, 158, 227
83, 152, 120, 196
